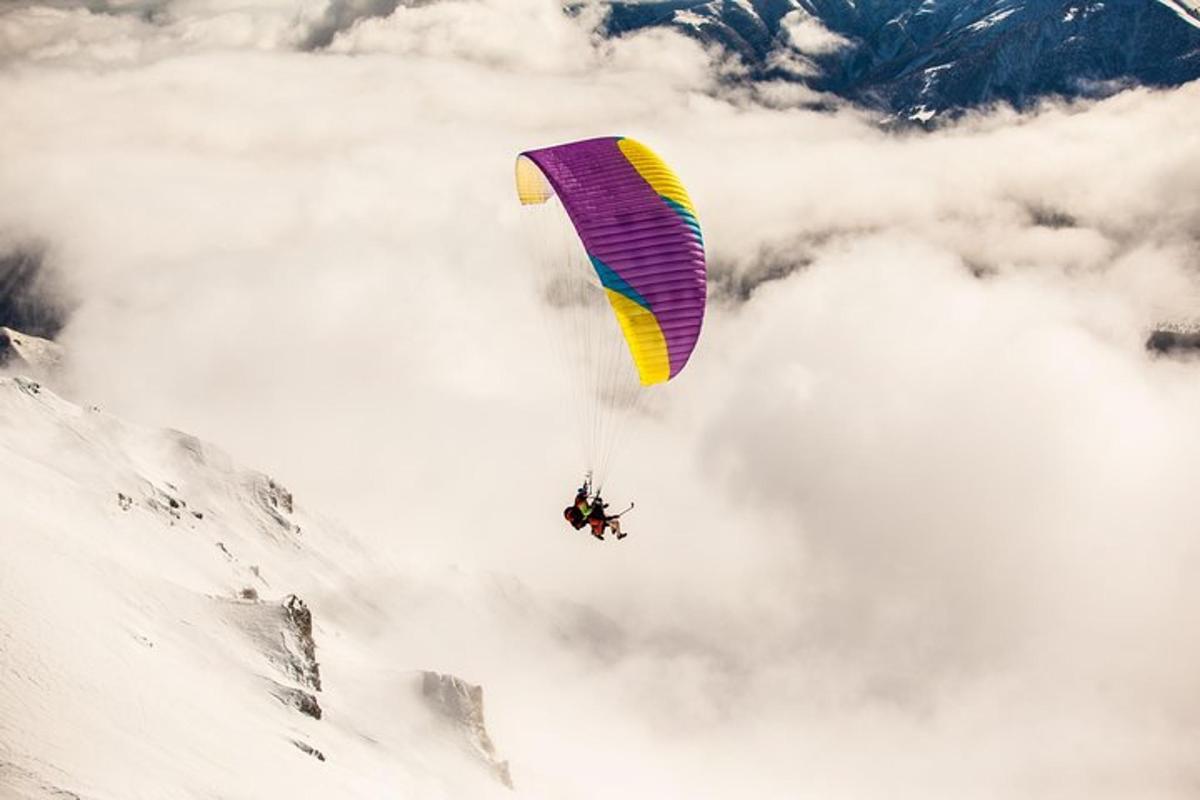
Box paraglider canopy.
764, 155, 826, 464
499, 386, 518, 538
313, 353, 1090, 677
515, 136, 707, 385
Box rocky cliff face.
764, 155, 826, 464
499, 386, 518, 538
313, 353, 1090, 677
421, 671, 513, 789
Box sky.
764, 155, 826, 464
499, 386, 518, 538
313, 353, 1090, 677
3, 1, 1200, 796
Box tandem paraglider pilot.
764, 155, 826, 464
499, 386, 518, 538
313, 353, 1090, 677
563, 476, 627, 541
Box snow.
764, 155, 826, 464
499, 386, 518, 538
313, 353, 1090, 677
1, 362, 779, 798
908, 104, 937, 122
0, 372, 739, 798
966, 7, 1018, 32
0, 376, 512, 799
1155, 0, 1200, 29
671, 9, 710, 30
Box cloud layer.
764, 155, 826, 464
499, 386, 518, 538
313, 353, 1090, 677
3, 1, 1200, 796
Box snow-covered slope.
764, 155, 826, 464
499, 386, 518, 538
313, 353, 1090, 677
0, 376, 513, 799
0, 371, 736, 798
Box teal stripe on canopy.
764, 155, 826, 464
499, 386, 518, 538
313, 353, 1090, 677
589, 255, 652, 310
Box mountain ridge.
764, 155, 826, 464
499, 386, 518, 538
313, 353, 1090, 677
602, 0, 1200, 120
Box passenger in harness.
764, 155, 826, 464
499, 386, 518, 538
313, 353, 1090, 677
562, 476, 628, 541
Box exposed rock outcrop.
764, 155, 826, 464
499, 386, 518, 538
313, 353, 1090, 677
268, 682, 322, 720
290, 739, 326, 762
420, 671, 512, 789
219, 594, 323, 719
1147, 323, 1200, 356
282, 594, 321, 692
246, 475, 302, 540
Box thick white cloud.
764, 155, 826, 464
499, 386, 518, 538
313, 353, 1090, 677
3, 1, 1200, 796
780, 8, 851, 55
